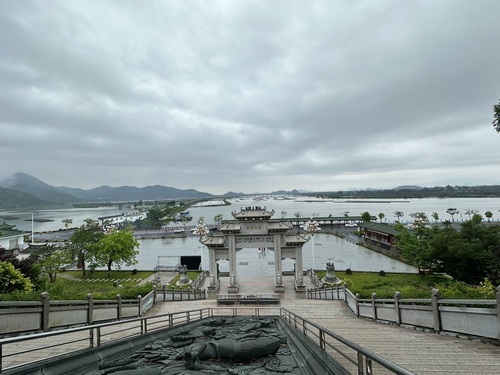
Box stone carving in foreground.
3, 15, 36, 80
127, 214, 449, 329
88, 316, 300, 374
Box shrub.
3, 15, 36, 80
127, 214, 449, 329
379, 270, 386, 276
346, 268, 352, 274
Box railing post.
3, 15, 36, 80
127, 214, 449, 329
496, 286, 500, 340
371, 293, 377, 320
40, 292, 50, 331
137, 295, 142, 316
431, 288, 442, 332
87, 293, 94, 325
355, 293, 360, 317
116, 294, 122, 320
394, 291, 401, 325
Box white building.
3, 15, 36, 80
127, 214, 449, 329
0, 221, 29, 254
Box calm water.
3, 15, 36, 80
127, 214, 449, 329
3, 197, 500, 273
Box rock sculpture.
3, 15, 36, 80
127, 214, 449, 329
89, 316, 300, 374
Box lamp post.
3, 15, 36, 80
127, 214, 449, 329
194, 221, 209, 270
31, 211, 39, 245
305, 218, 321, 270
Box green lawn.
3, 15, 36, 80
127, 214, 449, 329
315, 271, 495, 299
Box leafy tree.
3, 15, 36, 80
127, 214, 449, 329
410, 212, 428, 229
394, 224, 433, 274
144, 205, 168, 229
92, 227, 139, 276
361, 211, 372, 222
36, 245, 72, 282
62, 218, 73, 229
394, 211, 404, 222
485, 211, 493, 222
0, 261, 33, 293
378, 213, 385, 222
1, 252, 42, 288
493, 98, 500, 133
464, 209, 478, 220
446, 208, 459, 223
294, 212, 302, 218
431, 212, 439, 223
280, 211, 287, 220
214, 213, 224, 227
69, 219, 105, 276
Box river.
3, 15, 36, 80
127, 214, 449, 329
2, 197, 499, 273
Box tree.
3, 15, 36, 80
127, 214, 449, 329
446, 208, 459, 223
394, 211, 404, 222
69, 219, 105, 276
431, 212, 439, 223
294, 212, 302, 218
36, 245, 72, 282
493, 98, 500, 133
361, 211, 372, 222
0, 261, 33, 293
464, 209, 478, 220
214, 214, 223, 227
395, 224, 433, 274
62, 218, 73, 229
410, 212, 428, 229
485, 211, 493, 222
280, 211, 287, 220
378, 213, 385, 222
92, 227, 140, 276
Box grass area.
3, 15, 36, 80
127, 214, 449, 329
315, 271, 496, 299
0, 270, 155, 301
64, 270, 154, 287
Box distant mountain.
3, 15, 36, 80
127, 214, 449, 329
394, 185, 423, 190
0, 186, 53, 209
58, 184, 214, 201
0, 173, 80, 204
0, 173, 217, 208
221, 191, 245, 198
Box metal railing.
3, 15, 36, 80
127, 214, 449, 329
280, 309, 415, 375
307, 284, 500, 341
0, 306, 413, 374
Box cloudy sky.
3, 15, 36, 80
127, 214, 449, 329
1, 1, 500, 195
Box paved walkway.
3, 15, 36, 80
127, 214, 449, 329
147, 274, 500, 375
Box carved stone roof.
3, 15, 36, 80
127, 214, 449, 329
231, 206, 275, 220
284, 234, 309, 246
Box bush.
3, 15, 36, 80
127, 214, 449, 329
379, 270, 386, 276
346, 268, 352, 274
0, 261, 34, 293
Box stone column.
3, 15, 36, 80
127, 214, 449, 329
274, 234, 284, 292
228, 235, 239, 292
295, 245, 305, 291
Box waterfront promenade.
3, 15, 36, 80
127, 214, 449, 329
147, 273, 500, 374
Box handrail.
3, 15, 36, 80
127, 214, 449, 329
280, 309, 415, 375
0, 306, 413, 374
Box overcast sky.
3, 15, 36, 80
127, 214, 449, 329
1, 1, 500, 195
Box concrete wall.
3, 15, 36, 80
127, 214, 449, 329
0, 293, 147, 336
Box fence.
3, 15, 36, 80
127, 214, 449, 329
0, 292, 155, 336
153, 286, 206, 302
0, 307, 413, 375
307, 279, 500, 341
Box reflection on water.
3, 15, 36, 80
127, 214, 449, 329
136, 233, 417, 274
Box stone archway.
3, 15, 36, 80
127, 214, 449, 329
202, 206, 308, 293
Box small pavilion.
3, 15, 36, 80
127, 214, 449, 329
202, 206, 309, 293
